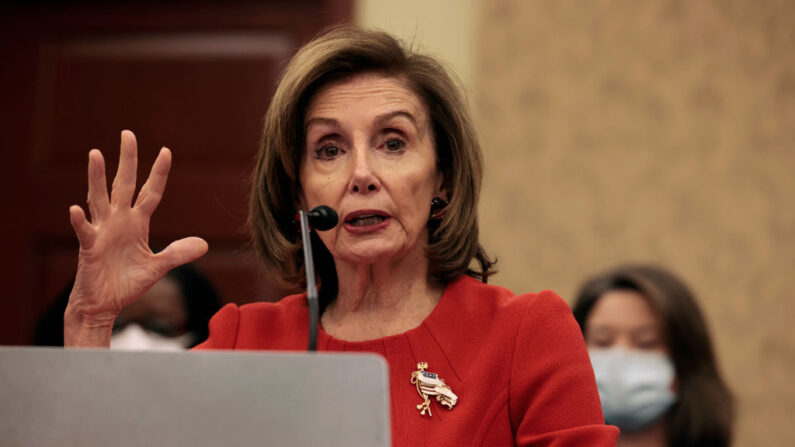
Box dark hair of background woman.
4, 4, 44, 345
571, 264, 734, 447
34, 263, 222, 348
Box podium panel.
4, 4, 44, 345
0, 347, 390, 447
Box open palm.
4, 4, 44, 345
66, 131, 208, 338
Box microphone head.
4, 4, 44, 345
307, 205, 338, 231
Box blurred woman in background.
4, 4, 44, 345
572, 264, 734, 447
36, 263, 221, 350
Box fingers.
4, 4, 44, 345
156, 237, 209, 273
110, 130, 138, 208
134, 147, 172, 215
86, 149, 110, 221
69, 205, 96, 249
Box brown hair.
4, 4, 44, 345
572, 265, 734, 447
249, 26, 495, 298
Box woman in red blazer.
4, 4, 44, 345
64, 26, 618, 446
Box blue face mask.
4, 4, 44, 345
589, 348, 678, 432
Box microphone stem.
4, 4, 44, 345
298, 210, 319, 351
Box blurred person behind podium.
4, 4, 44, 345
35, 263, 222, 350
572, 264, 734, 447
63, 26, 619, 446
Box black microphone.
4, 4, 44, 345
297, 205, 338, 351
307, 205, 338, 231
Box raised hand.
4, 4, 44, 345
65, 130, 208, 347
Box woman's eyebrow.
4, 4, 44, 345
374, 110, 423, 133
304, 117, 340, 133
631, 326, 661, 335
305, 110, 425, 135
586, 326, 613, 336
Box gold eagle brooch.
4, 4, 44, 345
410, 362, 458, 416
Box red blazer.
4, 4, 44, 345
195, 275, 619, 446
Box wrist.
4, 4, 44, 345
64, 304, 117, 347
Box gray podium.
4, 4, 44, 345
0, 347, 391, 446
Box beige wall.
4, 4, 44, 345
355, 0, 475, 89
358, 0, 794, 444
473, 1, 794, 445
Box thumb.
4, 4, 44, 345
155, 237, 209, 273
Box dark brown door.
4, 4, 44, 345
0, 0, 352, 344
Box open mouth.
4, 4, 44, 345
346, 215, 388, 227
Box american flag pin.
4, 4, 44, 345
410, 362, 458, 416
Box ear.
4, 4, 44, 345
434, 170, 449, 202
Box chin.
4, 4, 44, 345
334, 240, 409, 265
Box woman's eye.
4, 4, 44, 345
111, 319, 129, 333
384, 137, 405, 152
315, 144, 341, 160
587, 335, 614, 348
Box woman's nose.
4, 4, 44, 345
349, 147, 379, 193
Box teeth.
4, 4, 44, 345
349, 215, 386, 226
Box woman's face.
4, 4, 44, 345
111, 277, 194, 351
584, 289, 667, 353
299, 74, 444, 266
